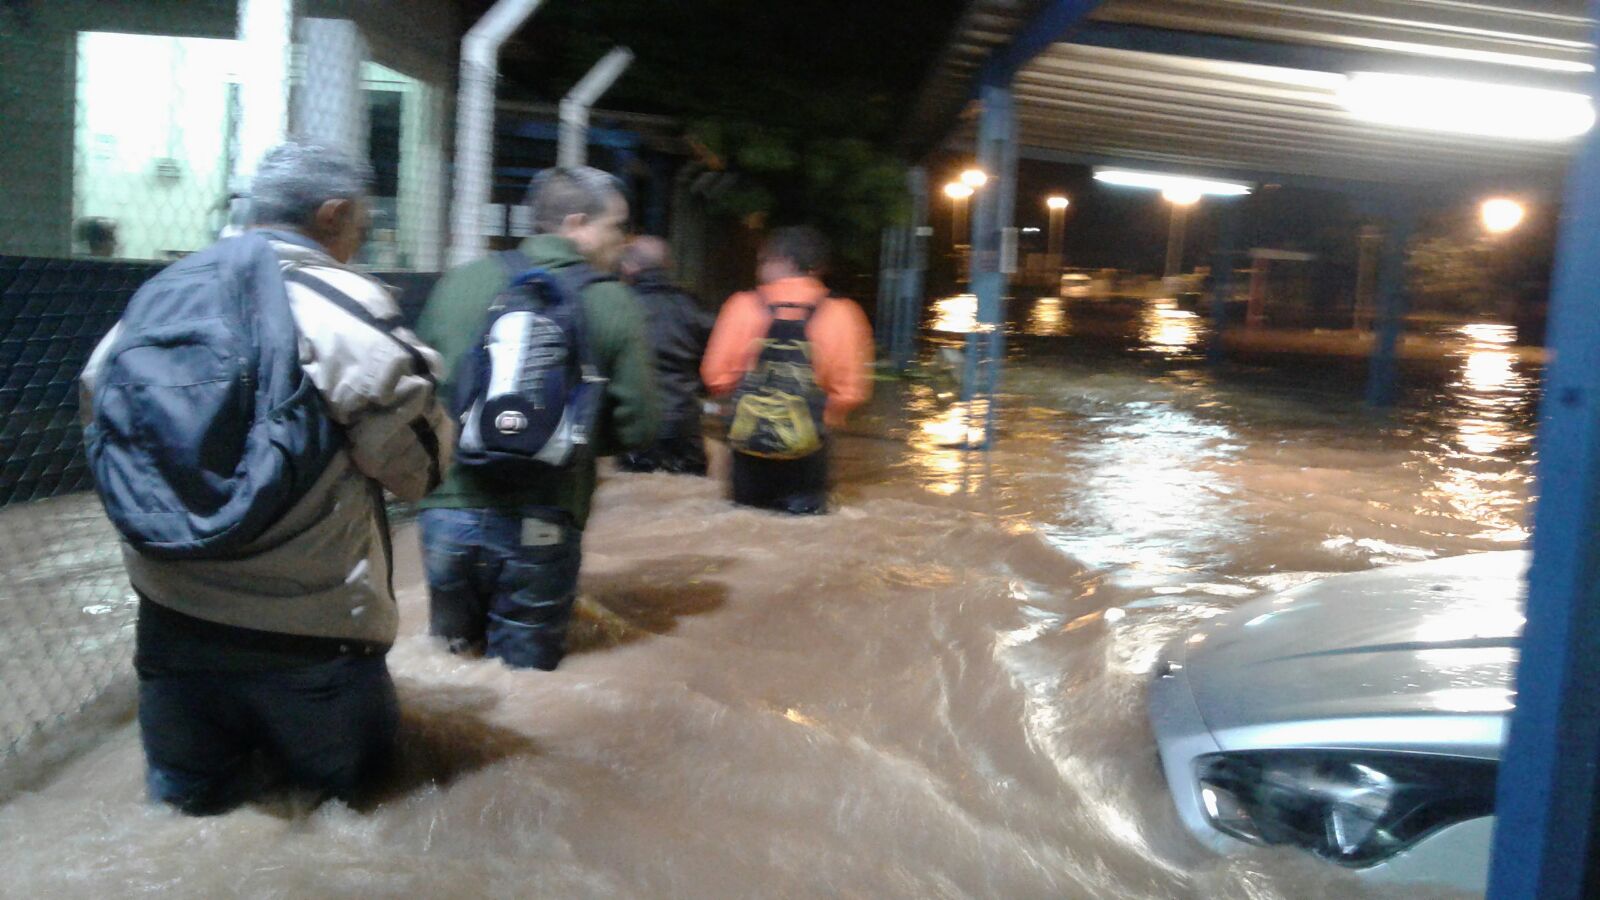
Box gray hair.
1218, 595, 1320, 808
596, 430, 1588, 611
249, 142, 373, 228
527, 166, 624, 233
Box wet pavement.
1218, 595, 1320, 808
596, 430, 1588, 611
0, 296, 1535, 898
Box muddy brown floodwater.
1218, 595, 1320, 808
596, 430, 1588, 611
0, 300, 1535, 898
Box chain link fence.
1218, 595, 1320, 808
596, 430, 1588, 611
0, 0, 454, 781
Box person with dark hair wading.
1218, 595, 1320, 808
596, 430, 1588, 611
702, 226, 873, 514
616, 236, 715, 476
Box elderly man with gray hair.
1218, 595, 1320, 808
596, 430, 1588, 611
80, 142, 453, 814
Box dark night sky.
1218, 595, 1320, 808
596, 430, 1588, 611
465, 1, 1545, 284
477, 0, 968, 142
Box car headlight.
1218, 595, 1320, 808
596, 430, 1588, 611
1194, 751, 1496, 867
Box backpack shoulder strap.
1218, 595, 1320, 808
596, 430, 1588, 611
282, 269, 434, 386
548, 262, 615, 376
550, 261, 616, 297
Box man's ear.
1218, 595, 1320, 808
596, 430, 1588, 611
314, 198, 352, 235
561, 212, 588, 233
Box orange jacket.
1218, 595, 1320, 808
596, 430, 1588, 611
701, 276, 873, 429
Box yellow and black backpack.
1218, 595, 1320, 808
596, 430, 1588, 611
728, 297, 828, 459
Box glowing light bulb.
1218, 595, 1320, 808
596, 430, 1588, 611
1481, 198, 1526, 235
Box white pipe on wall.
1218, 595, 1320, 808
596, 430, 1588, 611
447, 0, 546, 267
558, 47, 634, 168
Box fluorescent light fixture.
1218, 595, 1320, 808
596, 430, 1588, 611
1162, 187, 1202, 206
1021, 226, 1042, 233
1093, 168, 1252, 197
1338, 72, 1596, 141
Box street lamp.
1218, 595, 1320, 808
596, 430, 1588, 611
1045, 195, 1069, 262
1482, 197, 1526, 235
961, 168, 988, 189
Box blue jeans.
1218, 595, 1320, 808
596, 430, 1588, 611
419, 507, 583, 671
139, 655, 398, 815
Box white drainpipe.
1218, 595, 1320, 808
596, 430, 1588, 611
557, 47, 634, 168
447, 0, 546, 268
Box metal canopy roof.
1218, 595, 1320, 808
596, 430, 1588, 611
906, 0, 1596, 187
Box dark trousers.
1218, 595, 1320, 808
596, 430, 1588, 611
617, 432, 708, 476
138, 655, 398, 815
419, 507, 583, 670
730, 446, 829, 515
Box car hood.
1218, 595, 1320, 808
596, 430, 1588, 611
1179, 551, 1526, 759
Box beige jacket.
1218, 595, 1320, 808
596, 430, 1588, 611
81, 232, 453, 646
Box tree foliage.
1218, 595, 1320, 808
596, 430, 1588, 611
491, 0, 959, 270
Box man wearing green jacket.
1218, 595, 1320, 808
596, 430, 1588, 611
415, 166, 657, 670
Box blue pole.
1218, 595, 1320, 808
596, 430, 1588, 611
895, 167, 929, 372
962, 80, 1016, 450
1487, 7, 1600, 894
1364, 207, 1413, 407
1207, 198, 1242, 365
875, 226, 900, 357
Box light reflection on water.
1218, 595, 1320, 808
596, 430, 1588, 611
905, 299, 1536, 581
930, 293, 978, 335
1138, 300, 1202, 357
1028, 296, 1067, 336
1434, 322, 1534, 543
931, 293, 1203, 358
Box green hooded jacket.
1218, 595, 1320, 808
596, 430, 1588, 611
415, 234, 658, 528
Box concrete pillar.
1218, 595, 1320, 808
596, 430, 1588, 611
294, 19, 368, 158
234, 0, 293, 182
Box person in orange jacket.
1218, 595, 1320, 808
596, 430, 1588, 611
702, 226, 873, 514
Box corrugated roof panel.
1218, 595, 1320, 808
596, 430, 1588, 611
906, 0, 1596, 185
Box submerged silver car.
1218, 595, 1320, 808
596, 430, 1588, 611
1148, 551, 1526, 893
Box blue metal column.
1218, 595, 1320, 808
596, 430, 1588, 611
961, 80, 1017, 450
1207, 197, 1243, 365
957, 0, 1097, 449
1364, 207, 1414, 407
875, 226, 904, 357
894, 167, 929, 372
1488, 9, 1600, 895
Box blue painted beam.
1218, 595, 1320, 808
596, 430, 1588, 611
978, 0, 1103, 88
1067, 21, 1587, 94
499, 119, 642, 150
1488, 8, 1600, 896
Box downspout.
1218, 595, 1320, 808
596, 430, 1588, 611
558, 47, 635, 168
448, 0, 546, 268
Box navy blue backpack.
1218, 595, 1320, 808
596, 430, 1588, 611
85, 233, 341, 559
450, 251, 610, 479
